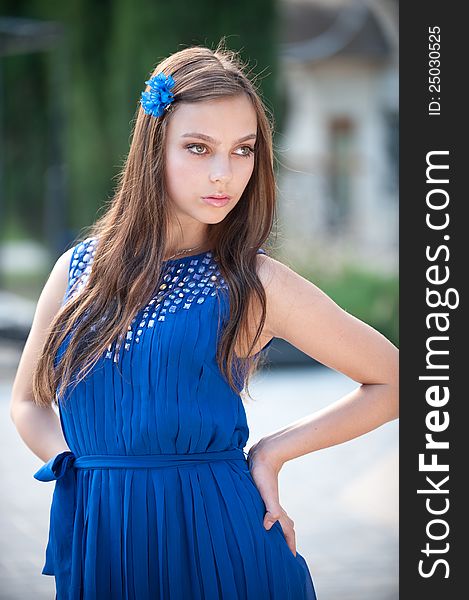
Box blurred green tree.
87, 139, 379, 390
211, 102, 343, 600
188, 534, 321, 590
2, 0, 280, 239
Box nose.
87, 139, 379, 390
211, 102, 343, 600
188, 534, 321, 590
209, 156, 233, 184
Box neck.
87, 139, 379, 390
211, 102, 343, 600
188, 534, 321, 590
164, 223, 211, 258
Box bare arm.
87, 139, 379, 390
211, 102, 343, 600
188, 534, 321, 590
254, 255, 399, 466
245, 255, 399, 553
10, 247, 74, 463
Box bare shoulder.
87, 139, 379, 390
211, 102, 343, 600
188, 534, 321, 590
255, 253, 321, 330
255, 253, 398, 385
254, 253, 303, 339
10, 247, 74, 411
255, 252, 316, 299
39, 247, 75, 320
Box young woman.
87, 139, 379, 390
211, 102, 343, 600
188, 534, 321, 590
10, 41, 399, 599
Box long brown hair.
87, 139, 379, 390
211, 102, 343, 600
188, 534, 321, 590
33, 39, 277, 409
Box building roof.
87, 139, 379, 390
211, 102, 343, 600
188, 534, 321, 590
279, 0, 397, 63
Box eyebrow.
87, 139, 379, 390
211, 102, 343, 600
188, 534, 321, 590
180, 132, 257, 144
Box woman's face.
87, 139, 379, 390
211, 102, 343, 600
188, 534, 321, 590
164, 94, 257, 228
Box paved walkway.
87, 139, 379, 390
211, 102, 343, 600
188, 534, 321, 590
1, 345, 398, 599
246, 365, 398, 600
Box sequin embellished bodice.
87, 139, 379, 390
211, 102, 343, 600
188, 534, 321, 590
64, 237, 230, 364
57, 236, 248, 456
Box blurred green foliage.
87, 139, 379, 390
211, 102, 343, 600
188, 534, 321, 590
2, 0, 281, 240
300, 264, 399, 348
1, 269, 49, 302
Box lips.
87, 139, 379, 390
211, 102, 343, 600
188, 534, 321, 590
202, 195, 231, 207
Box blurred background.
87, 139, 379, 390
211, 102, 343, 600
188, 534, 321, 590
0, 0, 398, 598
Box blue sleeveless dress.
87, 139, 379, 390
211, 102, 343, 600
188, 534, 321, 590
33, 237, 317, 599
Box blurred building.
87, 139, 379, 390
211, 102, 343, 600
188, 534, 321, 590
277, 0, 398, 273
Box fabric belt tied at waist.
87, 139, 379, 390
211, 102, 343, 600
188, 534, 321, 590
33, 448, 249, 588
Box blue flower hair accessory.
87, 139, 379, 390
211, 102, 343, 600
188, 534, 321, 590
140, 72, 176, 117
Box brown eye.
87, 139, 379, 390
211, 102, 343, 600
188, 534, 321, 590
236, 146, 255, 157
186, 144, 207, 155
